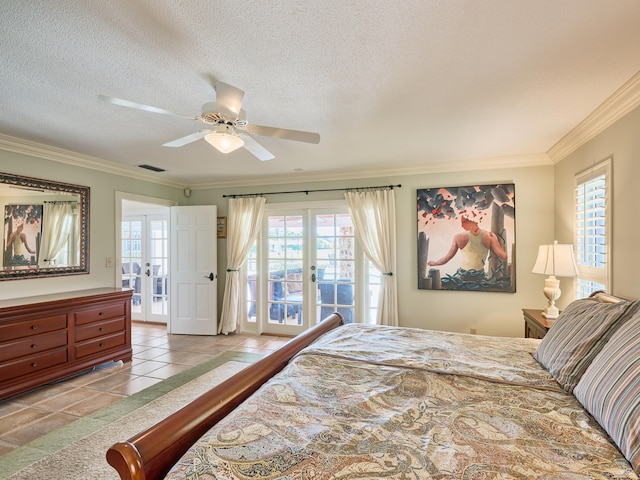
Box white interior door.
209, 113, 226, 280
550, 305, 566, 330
169, 205, 218, 335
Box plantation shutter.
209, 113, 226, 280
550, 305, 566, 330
574, 159, 610, 297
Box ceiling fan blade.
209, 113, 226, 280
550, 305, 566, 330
214, 81, 245, 118
246, 124, 320, 144
162, 130, 210, 147
241, 135, 275, 161
98, 95, 198, 121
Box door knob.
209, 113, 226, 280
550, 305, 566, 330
204, 273, 215, 281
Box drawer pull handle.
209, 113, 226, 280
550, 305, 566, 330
99, 343, 105, 347
32, 362, 38, 367
99, 312, 104, 316
31, 344, 38, 349
31, 325, 38, 330
99, 327, 104, 331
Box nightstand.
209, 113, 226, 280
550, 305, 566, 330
523, 308, 555, 339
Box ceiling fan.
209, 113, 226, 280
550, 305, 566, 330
98, 81, 320, 161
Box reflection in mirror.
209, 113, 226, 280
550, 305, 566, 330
1, 172, 89, 280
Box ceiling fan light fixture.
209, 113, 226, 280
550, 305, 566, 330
204, 124, 244, 153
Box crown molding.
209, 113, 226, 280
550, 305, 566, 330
0, 133, 551, 190
548, 71, 640, 163
0, 134, 186, 189
3, 68, 639, 189
188, 153, 552, 190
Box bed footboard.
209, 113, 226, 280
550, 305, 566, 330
106, 312, 344, 480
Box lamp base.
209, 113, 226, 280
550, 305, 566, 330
541, 275, 561, 320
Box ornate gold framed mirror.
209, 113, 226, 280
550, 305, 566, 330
1, 172, 89, 280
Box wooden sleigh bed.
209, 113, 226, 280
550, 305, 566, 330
107, 293, 640, 479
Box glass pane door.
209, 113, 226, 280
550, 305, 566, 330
122, 214, 169, 323
264, 214, 306, 335
121, 219, 142, 310
148, 217, 169, 321
314, 213, 355, 324
258, 205, 359, 335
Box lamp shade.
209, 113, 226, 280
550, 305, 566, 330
204, 124, 245, 153
531, 241, 578, 277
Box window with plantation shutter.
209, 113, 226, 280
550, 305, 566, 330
574, 158, 610, 298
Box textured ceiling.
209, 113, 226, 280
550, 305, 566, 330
2, 0, 640, 187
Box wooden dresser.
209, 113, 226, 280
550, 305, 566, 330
0, 288, 132, 400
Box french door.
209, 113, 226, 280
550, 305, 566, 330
252, 202, 359, 336
121, 214, 169, 323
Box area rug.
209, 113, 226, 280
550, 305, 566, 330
0, 350, 263, 479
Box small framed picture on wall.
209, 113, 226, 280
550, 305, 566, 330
217, 217, 227, 238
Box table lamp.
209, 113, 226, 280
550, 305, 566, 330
531, 241, 578, 319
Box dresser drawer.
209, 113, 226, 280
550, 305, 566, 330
75, 318, 125, 342
75, 331, 126, 359
0, 347, 68, 382
0, 314, 68, 342
0, 330, 68, 362
74, 302, 126, 325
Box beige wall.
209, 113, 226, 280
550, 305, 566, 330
553, 104, 640, 302
1, 147, 562, 337
192, 164, 554, 337
4, 103, 639, 335
0, 150, 184, 301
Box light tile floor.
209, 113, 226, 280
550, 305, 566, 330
0, 322, 288, 457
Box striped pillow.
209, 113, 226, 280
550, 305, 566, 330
574, 315, 640, 474
533, 299, 640, 392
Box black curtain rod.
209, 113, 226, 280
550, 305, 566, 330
223, 184, 401, 198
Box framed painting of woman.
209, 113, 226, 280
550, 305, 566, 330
417, 184, 515, 293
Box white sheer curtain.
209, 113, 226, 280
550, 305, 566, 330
345, 189, 398, 326
219, 197, 266, 334
38, 202, 73, 267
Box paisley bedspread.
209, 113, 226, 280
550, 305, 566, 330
165, 324, 638, 479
